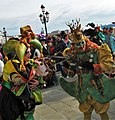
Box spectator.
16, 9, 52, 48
64, 34, 72, 48
40, 38, 49, 57
47, 41, 55, 55
54, 34, 67, 53
108, 27, 115, 57
94, 26, 106, 45
54, 34, 67, 77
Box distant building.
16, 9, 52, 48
49, 30, 60, 35
49, 29, 69, 36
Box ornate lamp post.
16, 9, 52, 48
3, 27, 7, 42
39, 4, 49, 40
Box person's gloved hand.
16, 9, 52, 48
81, 61, 94, 71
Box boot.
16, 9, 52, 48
83, 112, 92, 120
100, 112, 109, 120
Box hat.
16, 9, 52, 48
20, 25, 33, 34
20, 25, 35, 46
29, 39, 43, 52
3, 38, 27, 71
86, 22, 95, 28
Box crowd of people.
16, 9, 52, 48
0, 20, 115, 120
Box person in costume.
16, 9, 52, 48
20, 25, 43, 59
0, 25, 48, 120
59, 19, 115, 120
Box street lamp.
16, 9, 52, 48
3, 27, 7, 42
39, 4, 49, 40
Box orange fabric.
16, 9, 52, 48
86, 40, 99, 51
93, 64, 102, 74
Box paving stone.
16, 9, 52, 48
34, 85, 115, 120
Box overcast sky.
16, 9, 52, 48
0, 0, 115, 35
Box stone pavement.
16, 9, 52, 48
34, 85, 115, 120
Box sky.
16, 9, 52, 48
0, 0, 115, 36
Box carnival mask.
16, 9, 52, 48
75, 40, 86, 49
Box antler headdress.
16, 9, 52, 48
66, 18, 86, 43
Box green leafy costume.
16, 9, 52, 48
59, 41, 115, 104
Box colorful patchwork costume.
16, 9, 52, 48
0, 25, 45, 120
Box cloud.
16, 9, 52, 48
0, 0, 115, 35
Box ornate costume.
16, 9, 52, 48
59, 19, 115, 120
